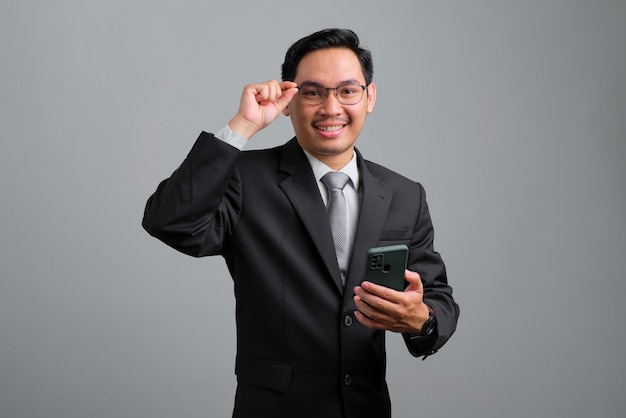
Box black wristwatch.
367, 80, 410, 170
409, 308, 437, 339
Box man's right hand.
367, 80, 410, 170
227, 80, 298, 140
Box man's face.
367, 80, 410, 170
284, 48, 376, 169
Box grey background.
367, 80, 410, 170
1, 1, 625, 417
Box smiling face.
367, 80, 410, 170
284, 47, 376, 170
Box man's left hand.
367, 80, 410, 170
353, 269, 430, 334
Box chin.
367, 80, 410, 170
313, 143, 353, 157
297, 132, 356, 155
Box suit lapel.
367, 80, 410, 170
276, 140, 393, 295
277, 139, 345, 292
344, 153, 393, 295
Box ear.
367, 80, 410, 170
282, 105, 290, 116
366, 82, 377, 114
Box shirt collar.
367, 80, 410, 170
302, 149, 360, 191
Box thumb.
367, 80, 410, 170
274, 86, 299, 113
404, 270, 423, 294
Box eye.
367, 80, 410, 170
340, 86, 357, 95
300, 87, 323, 97
339, 85, 362, 97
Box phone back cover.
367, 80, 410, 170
364, 245, 408, 291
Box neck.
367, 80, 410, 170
312, 149, 355, 171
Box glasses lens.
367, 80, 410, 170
337, 84, 365, 105
297, 84, 366, 105
299, 85, 326, 104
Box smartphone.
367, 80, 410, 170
363, 244, 409, 291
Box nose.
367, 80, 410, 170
320, 88, 343, 114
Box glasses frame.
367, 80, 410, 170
295, 83, 368, 106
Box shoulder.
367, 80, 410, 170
238, 142, 285, 168
361, 157, 424, 192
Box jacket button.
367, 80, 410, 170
344, 315, 353, 327
344, 374, 352, 386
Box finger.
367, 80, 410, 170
279, 81, 298, 90
359, 281, 403, 304
268, 80, 280, 100
254, 83, 274, 104
354, 290, 400, 321
252, 80, 277, 103
274, 86, 298, 111
255, 80, 296, 106
353, 294, 388, 324
403, 270, 423, 293
354, 310, 386, 330
353, 294, 376, 317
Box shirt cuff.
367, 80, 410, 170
214, 125, 248, 150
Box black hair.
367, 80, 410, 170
281, 28, 373, 85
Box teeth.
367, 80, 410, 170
317, 125, 343, 132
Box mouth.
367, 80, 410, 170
316, 124, 345, 132
314, 120, 349, 137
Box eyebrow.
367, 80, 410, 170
298, 79, 363, 87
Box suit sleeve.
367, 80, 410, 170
403, 182, 459, 358
142, 132, 242, 257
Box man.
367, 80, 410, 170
143, 28, 459, 418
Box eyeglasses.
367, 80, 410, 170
295, 83, 368, 106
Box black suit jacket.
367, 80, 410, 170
143, 132, 459, 418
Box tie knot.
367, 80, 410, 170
321, 171, 350, 191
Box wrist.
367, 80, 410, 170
409, 305, 437, 339
227, 116, 258, 140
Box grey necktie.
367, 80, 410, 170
321, 172, 350, 284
